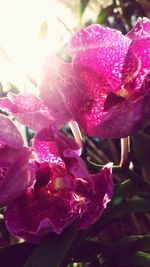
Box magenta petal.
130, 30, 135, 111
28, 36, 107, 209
39, 56, 80, 128
121, 45, 141, 92
62, 149, 90, 181
122, 38, 150, 92
127, 17, 150, 40
33, 126, 90, 180
139, 72, 150, 127
91, 74, 150, 138
33, 126, 80, 160
70, 24, 131, 91
4, 189, 80, 243
73, 72, 150, 138
4, 163, 113, 243
0, 116, 31, 206
33, 127, 65, 172
70, 64, 114, 131
68, 20, 150, 138
0, 115, 23, 148
3, 125, 113, 243
0, 146, 31, 206
52, 127, 82, 157
123, 17, 150, 91
78, 163, 113, 229
0, 93, 53, 131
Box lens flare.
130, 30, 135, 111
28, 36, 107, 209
0, 0, 73, 92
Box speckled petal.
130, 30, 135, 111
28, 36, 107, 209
122, 17, 150, 91
89, 73, 150, 138
68, 20, 150, 138
70, 24, 131, 92
50, 127, 90, 181
4, 188, 80, 243
79, 163, 113, 229
122, 37, 150, 92
0, 93, 53, 131
0, 115, 23, 148
4, 163, 113, 243
127, 17, 150, 40
0, 146, 31, 207
33, 127, 65, 173
33, 127, 89, 180
138, 72, 150, 127
39, 56, 80, 128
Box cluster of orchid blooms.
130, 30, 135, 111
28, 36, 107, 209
0, 17, 149, 244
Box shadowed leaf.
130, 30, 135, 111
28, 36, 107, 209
132, 133, 150, 182
23, 222, 79, 267
80, 0, 90, 17
88, 198, 150, 235
0, 243, 35, 267
96, 6, 113, 25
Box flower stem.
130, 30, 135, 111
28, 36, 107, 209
69, 120, 83, 152
120, 137, 130, 167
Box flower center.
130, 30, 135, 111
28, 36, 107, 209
104, 92, 125, 111
118, 86, 129, 98
33, 162, 74, 193
53, 177, 65, 191
34, 162, 51, 191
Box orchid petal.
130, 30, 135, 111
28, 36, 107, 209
0, 144, 31, 207
127, 17, 150, 40
70, 24, 131, 92
4, 163, 113, 243
0, 114, 23, 148
0, 93, 53, 131
33, 127, 89, 180
4, 188, 79, 243
39, 56, 79, 128
79, 163, 113, 229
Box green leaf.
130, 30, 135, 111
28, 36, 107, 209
72, 235, 150, 266
0, 243, 35, 267
132, 132, 150, 182
96, 235, 150, 267
117, 251, 150, 267
73, 240, 111, 262
113, 167, 148, 189
88, 198, 150, 235
23, 222, 79, 267
106, 235, 150, 264
88, 160, 147, 188
112, 179, 150, 205
96, 6, 112, 24
80, 0, 90, 17
101, 198, 150, 223
113, 179, 139, 204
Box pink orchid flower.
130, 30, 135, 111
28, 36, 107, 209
1, 19, 148, 139
69, 17, 150, 138
39, 17, 150, 138
4, 126, 113, 243
0, 115, 31, 207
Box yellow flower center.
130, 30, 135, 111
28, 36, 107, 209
118, 86, 129, 98
54, 177, 65, 191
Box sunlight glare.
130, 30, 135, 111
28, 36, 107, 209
0, 0, 73, 93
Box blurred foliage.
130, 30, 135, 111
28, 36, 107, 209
80, 0, 90, 17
